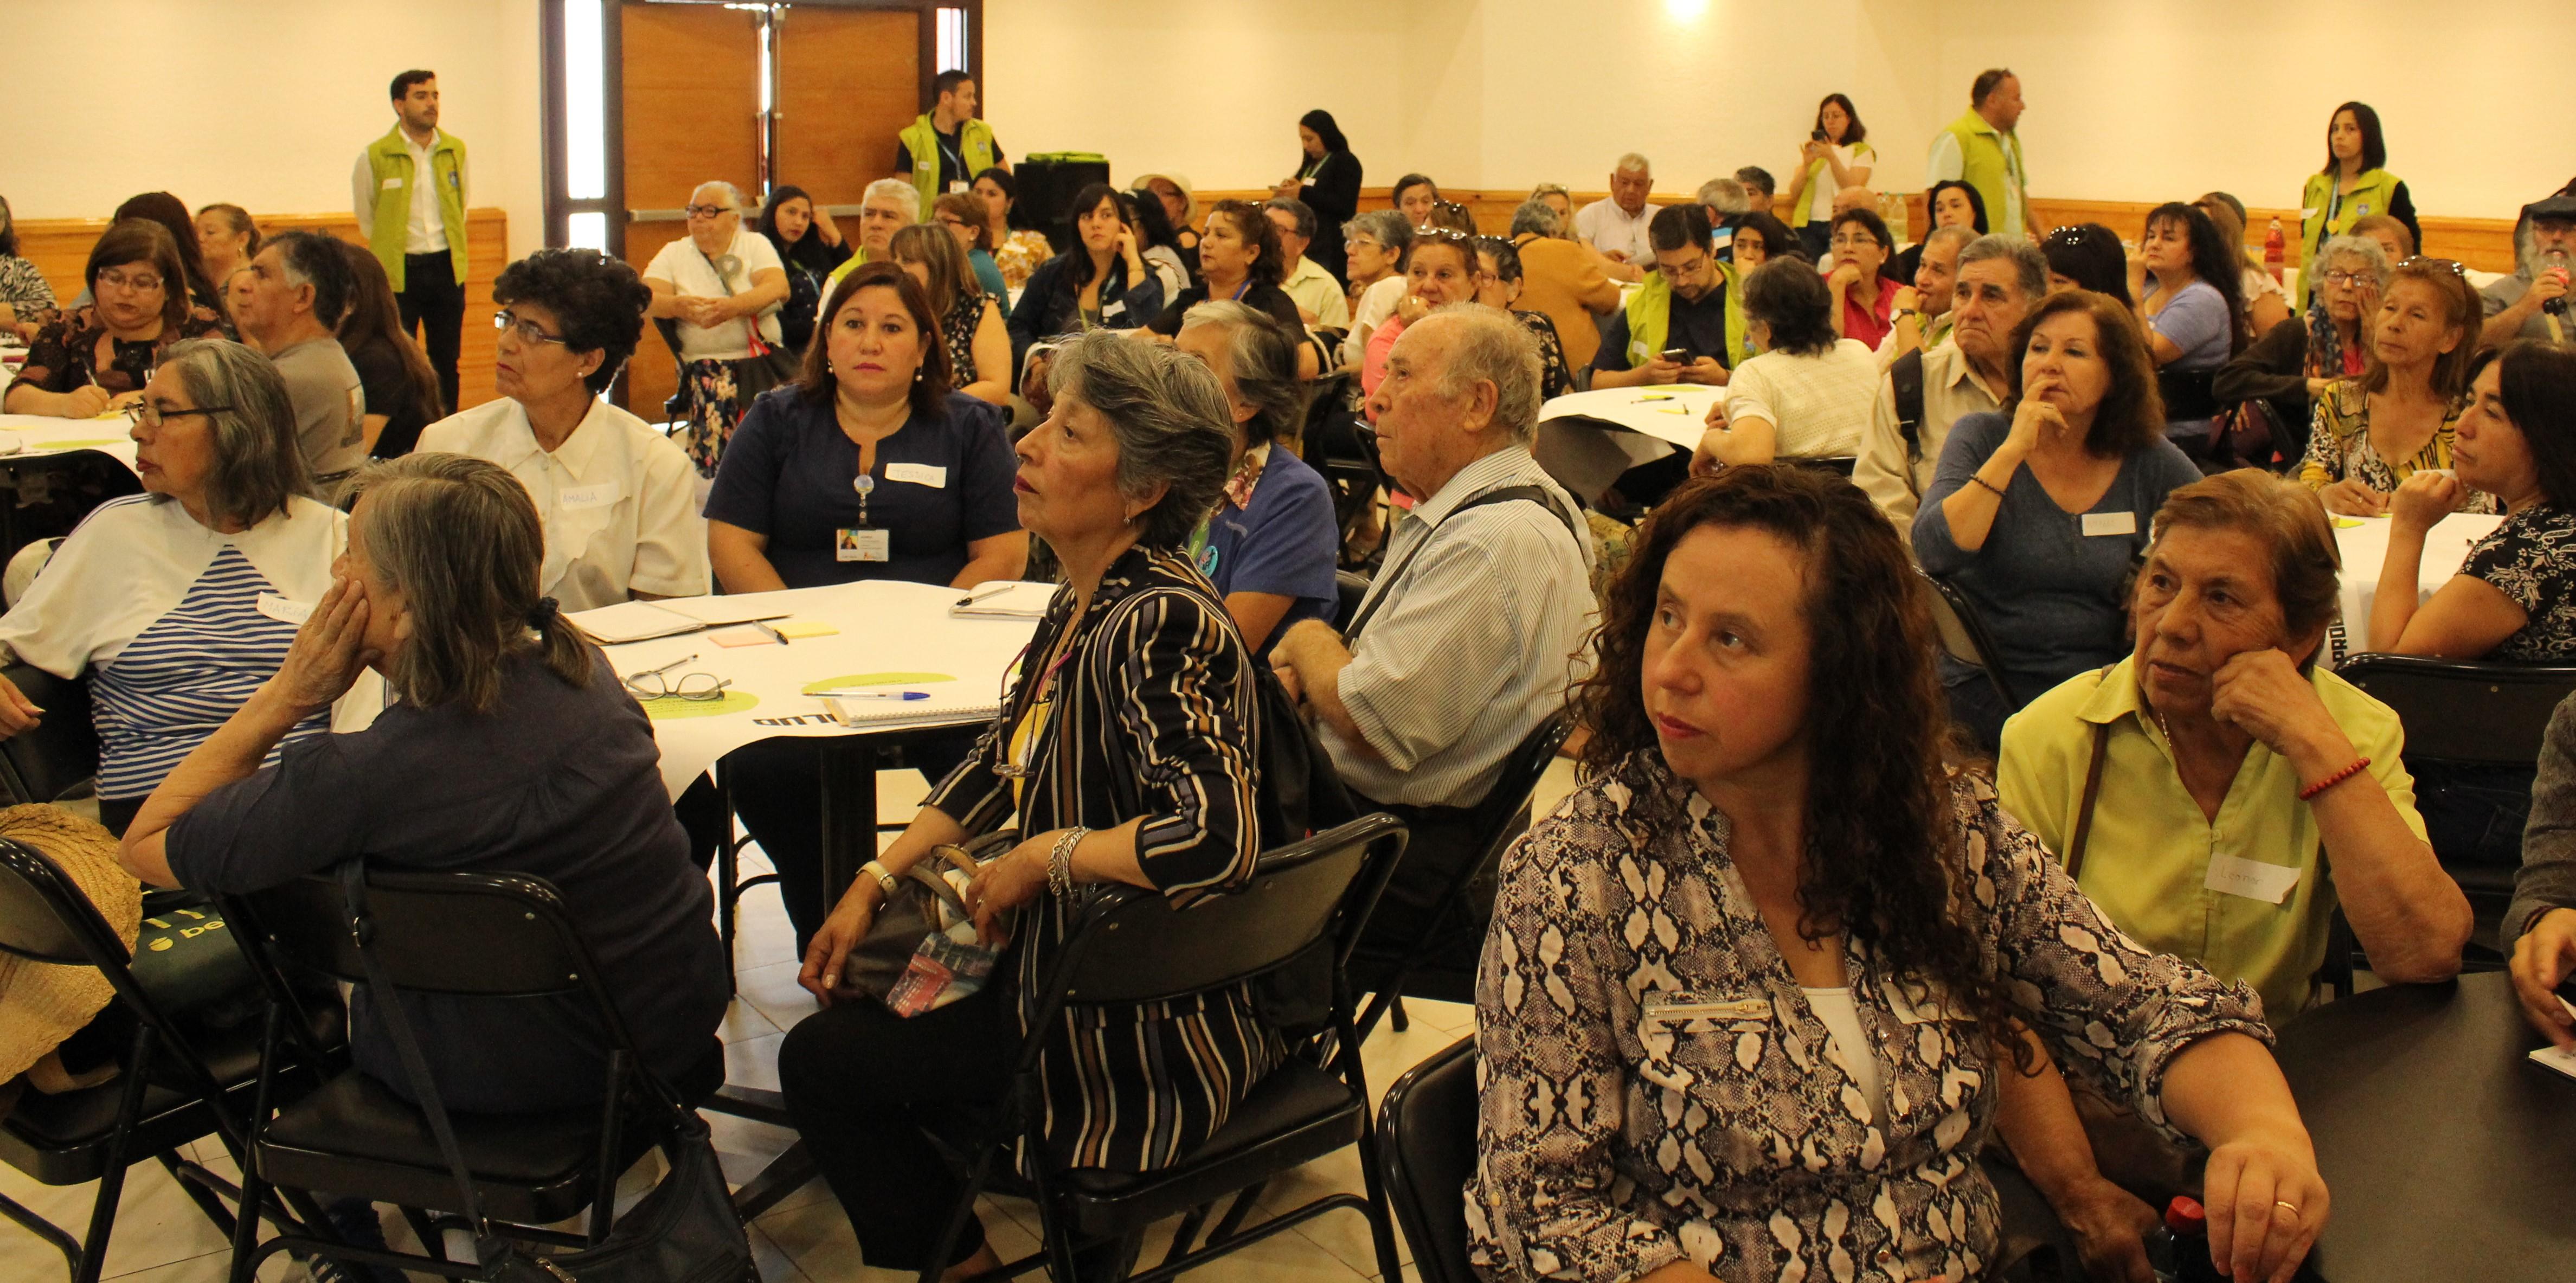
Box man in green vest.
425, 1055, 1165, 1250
1590, 204, 1743, 390
895, 70, 1005, 213
1926, 68, 2034, 241
353, 68, 468, 414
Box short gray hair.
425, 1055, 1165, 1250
1045, 331, 1236, 549
1957, 233, 2048, 299
692, 180, 746, 210
1178, 300, 1306, 448
861, 178, 920, 222
2318, 234, 2392, 288
1507, 197, 1563, 239
1614, 152, 1651, 175
1419, 304, 1541, 444
1341, 209, 1412, 261
1696, 177, 1750, 215
1920, 224, 1980, 258
155, 338, 314, 525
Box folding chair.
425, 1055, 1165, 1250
920, 813, 1411, 1283
1374, 1033, 1478, 1283
0, 838, 339, 1282
1918, 569, 2023, 715
0, 663, 97, 807
222, 868, 726, 1280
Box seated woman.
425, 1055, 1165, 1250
888, 223, 1011, 406
1007, 183, 1167, 390
2348, 211, 2414, 266
971, 167, 1057, 291
0, 338, 375, 835
1993, 470, 2462, 1269
1691, 258, 1876, 468
1472, 465, 2324, 1283
1472, 236, 1575, 399
2192, 193, 2295, 335
1148, 199, 1305, 338
1504, 199, 1618, 373
2127, 202, 2247, 447
1123, 190, 1194, 302
2214, 233, 2389, 458
117, 453, 729, 1114
1891, 179, 1986, 284
1391, 172, 1441, 229
706, 262, 1024, 946
1729, 210, 1796, 272
332, 241, 440, 459
193, 203, 259, 304
2302, 256, 2484, 516
1172, 301, 1337, 656
1915, 290, 2202, 747
756, 183, 854, 352
0, 194, 60, 343
419, 248, 708, 611
642, 180, 790, 478
1358, 228, 1479, 406
5, 220, 223, 418
2041, 222, 2133, 305
1339, 210, 1414, 370
779, 332, 1265, 1282
1823, 207, 1900, 348
930, 191, 1011, 313
1132, 172, 1202, 270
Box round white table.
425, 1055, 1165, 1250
2328, 510, 2503, 664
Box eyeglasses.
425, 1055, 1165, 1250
1828, 235, 1879, 251
683, 204, 737, 220
124, 401, 234, 428
493, 310, 570, 347
96, 270, 164, 294
2321, 271, 2375, 288
622, 655, 732, 702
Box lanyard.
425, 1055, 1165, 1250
853, 471, 873, 525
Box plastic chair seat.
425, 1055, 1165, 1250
1057, 1056, 1365, 1238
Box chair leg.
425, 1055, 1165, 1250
0, 1189, 81, 1275
1351, 1119, 1407, 1281
158, 1151, 240, 1240
72, 1023, 160, 1283
402, 1206, 449, 1262
1389, 996, 1409, 1032
1203, 1181, 1267, 1247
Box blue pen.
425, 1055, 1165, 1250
817, 689, 930, 701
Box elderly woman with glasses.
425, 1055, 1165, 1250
2299, 257, 2487, 516
6, 220, 224, 418
0, 339, 378, 833
643, 180, 792, 477
116, 452, 729, 1115
780, 331, 1271, 1282
419, 249, 708, 611
2216, 233, 2390, 457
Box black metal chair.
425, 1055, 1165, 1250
2337, 654, 2576, 964
1918, 570, 2022, 714
0, 838, 339, 1283
0, 663, 98, 806
918, 813, 1412, 1283
1375, 1033, 1477, 1283
1792, 456, 1859, 477
222, 868, 722, 1280
1350, 710, 1573, 1040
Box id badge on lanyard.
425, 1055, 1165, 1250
838, 473, 890, 562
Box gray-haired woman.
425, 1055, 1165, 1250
1507, 195, 1622, 370
0, 338, 377, 834
780, 329, 1268, 1281
1174, 300, 1339, 655
2216, 233, 2391, 462
1341, 208, 1415, 367
119, 451, 728, 1113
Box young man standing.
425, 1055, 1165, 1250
354, 69, 467, 415
895, 71, 1005, 214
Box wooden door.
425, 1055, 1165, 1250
777, 7, 921, 212
619, 1, 761, 417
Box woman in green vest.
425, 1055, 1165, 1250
2297, 102, 2420, 312
1784, 93, 1875, 262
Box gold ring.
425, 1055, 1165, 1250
2274, 1200, 2300, 1216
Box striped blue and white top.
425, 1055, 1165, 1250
0, 493, 382, 800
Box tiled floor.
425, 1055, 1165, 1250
1, 759, 1578, 1281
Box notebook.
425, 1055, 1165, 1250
948, 581, 1058, 620
565, 598, 792, 644
822, 693, 1001, 728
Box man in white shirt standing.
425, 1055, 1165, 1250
1575, 153, 1660, 284
354, 69, 468, 418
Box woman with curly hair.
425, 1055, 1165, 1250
1470, 465, 2328, 1283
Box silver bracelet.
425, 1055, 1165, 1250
1049, 826, 1091, 899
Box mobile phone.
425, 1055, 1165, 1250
1811, 129, 1829, 143
1660, 348, 1691, 364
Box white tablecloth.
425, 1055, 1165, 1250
2330, 511, 2502, 662
599, 578, 1043, 798
0, 413, 142, 474
1532, 384, 1713, 503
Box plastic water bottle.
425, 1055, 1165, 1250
2142, 1195, 2227, 1282
2264, 217, 2288, 282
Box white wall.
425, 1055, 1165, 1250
8, 0, 545, 260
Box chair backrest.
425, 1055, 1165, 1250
1917, 569, 2022, 710
1377, 1034, 1480, 1283
1049, 813, 1405, 1009
0, 838, 118, 967
2339, 654, 2576, 767
0, 664, 98, 805
242, 868, 601, 1000
1466, 710, 1573, 862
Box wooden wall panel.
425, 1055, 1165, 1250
20, 209, 510, 411
619, 1, 760, 416
778, 8, 920, 209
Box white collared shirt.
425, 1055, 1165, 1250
418, 397, 711, 611
1280, 256, 1351, 330
641, 228, 786, 360
1574, 198, 1660, 264
349, 131, 458, 255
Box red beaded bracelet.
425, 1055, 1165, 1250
2298, 756, 2372, 801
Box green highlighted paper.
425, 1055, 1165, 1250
801, 672, 957, 695
643, 691, 762, 720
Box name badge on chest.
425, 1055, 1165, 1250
2205, 852, 2301, 905
836, 528, 890, 563
2081, 511, 2137, 537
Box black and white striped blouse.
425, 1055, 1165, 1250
926, 543, 1278, 1171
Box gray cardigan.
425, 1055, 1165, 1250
2510, 690, 2576, 947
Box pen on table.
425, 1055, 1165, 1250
954, 582, 1016, 608
1632, 394, 1674, 403
814, 689, 930, 701
754, 619, 790, 646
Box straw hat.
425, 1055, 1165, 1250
0, 805, 141, 1084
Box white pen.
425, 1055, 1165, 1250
814, 689, 930, 701
953, 582, 1016, 608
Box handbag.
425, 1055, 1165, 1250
830, 831, 1019, 1011
699, 246, 800, 390
332, 863, 753, 1283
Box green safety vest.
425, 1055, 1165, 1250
1625, 262, 1750, 369
900, 114, 999, 213
1940, 111, 2027, 236
1791, 141, 1876, 224
363, 126, 468, 291
2297, 168, 2402, 310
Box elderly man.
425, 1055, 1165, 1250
1271, 306, 1591, 974
1854, 233, 2043, 543
1929, 68, 2035, 240
1263, 197, 1351, 330
1879, 223, 1977, 361
2479, 192, 2576, 348
1575, 153, 1660, 282
825, 179, 922, 290
234, 230, 368, 484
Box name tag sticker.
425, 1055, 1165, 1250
1101, 300, 1127, 320
835, 527, 891, 563
885, 463, 947, 489
2206, 852, 2302, 904
2302, 207, 2321, 220
948, 181, 970, 194
255, 594, 313, 626
2081, 511, 2138, 537
381, 176, 404, 190
557, 483, 619, 511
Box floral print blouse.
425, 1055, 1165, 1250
0, 256, 58, 325
1513, 308, 1575, 401
991, 229, 1053, 291
1469, 754, 2266, 1283
2298, 381, 2498, 514
7, 304, 224, 402
2462, 504, 2576, 662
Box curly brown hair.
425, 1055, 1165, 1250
1573, 467, 2029, 1067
